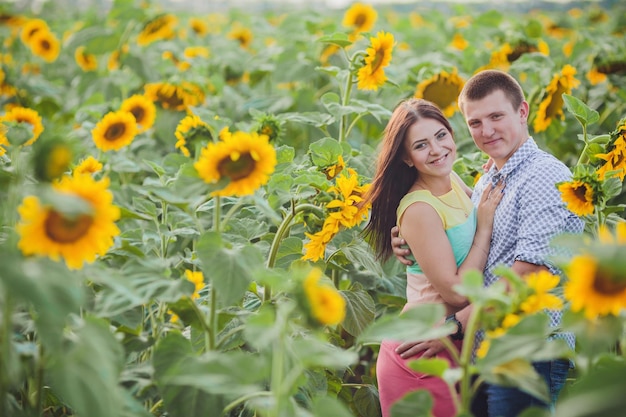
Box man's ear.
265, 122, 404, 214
519, 100, 530, 122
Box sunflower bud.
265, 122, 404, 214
32, 136, 74, 182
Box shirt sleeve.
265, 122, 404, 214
513, 156, 584, 273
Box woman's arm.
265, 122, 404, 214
400, 181, 504, 307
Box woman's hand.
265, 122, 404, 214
395, 339, 446, 359
475, 178, 505, 232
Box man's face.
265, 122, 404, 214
462, 89, 529, 169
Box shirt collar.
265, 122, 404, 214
487, 137, 537, 181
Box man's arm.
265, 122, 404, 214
390, 225, 414, 266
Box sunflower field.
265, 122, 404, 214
1, 0, 626, 416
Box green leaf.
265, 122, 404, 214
389, 390, 434, 417
407, 357, 450, 377
47, 316, 125, 417
554, 356, 626, 417
341, 288, 376, 338
563, 94, 600, 127
243, 302, 282, 351
317, 32, 353, 48
154, 332, 268, 391
353, 385, 382, 417
90, 262, 192, 317
275, 236, 305, 269
196, 231, 264, 306
292, 336, 358, 369
479, 314, 572, 368
283, 111, 335, 128
357, 303, 449, 345
309, 137, 343, 167
0, 256, 84, 349
311, 396, 355, 417
482, 358, 550, 404
152, 333, 229, 415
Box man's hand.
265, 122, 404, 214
395, 339, 446, 359
391, 225, 413, 266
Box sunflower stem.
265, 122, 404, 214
0, 293, 12, 417
208, 195, 221, 350
265, 202, 324, 303
458, 304, 482, 413
338, 68, 355, 144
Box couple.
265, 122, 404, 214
362, 70, 584, 417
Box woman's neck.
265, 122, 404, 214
411, 174, 452, 196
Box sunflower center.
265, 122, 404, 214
158, 91, 184, 109
218, 153, 256, 181
593, 268, 626, 295
354, 13, 367, 29
370, 49, 385, 73
45, 210, 94, 243
41, 39, 51, 51
105, 122, 127, 141
423, 78, 457, 110
573, 184, 588, 201
130, 106, 146, 124
546, 82, 568, 118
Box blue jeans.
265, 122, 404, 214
484, 359, 570, 417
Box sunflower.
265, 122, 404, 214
184, 269, 205, 300
564, 254, 626, 320
303, 268, 346, 326
253, 113, 282, 142
0, 106, 44, 146
194, 130, 277, 197
20, 18, 48, 46
183, 46, 210, 59
356, 31, 394, 91
450, 33, 468, 51
0, 124, 8, 156
519, 271, 564, 314
557, 180, 595, 216
586, 67, 607, 85
174, 113, 211, 157
108, 49, 121, 71
16, 174, 120, 270
74, 46, 98, 71
144, 81, 204, 111
73, 155, 103, 176
91, 110, 138, 151
27, 28, 60, 63
227, 25, 253, 49
327, 168, 371, 228
137, 14, 178, 46
302, 169, 370, 261
120, 94, 156, 133
414, 69, 465, 117
596, 121, 626, 181
342, 2, 377, 35
189, 17, 208, 36
533, 64, 580, 133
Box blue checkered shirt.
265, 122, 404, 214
471, 137, 584, 354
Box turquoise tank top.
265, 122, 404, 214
396, 176, 477, 274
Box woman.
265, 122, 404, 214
362, 98, 504, 417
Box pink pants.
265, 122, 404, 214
376, 339, 462, 417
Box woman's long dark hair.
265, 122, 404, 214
362, 98, 453, 262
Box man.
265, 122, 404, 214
390, 69, 584, 417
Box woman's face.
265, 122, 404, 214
402, 118, 456, 180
